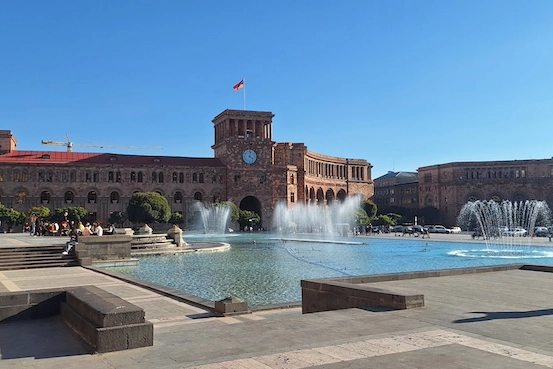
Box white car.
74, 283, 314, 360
501, 227, 528, 237
448, 227, 462, 234
428, 225, 451, 234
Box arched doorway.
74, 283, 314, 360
239, 196, 263, 227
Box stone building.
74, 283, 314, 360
373, 171, 419, 216
0, 109, 373, 229
418, 159, 553, 227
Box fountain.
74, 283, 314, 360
192, 202, 231, 234
272, 196, 361, 235
455, 199, 552, 257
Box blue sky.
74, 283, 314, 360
2, 1, 553, 179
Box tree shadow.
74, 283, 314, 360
0, 316, 90, 360
454, 308, 553, 323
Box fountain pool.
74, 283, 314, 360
101, 233, 553, 308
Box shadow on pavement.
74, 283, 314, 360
0, 316, 90, 359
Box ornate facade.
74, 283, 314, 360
0, 109, 373, 229
418, 160, 553, 226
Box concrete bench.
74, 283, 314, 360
0, 286, 153, 353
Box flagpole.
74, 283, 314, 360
243, 77, 246, 110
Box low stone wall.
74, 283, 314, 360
62, 286, 153, 352
301, 264, 526, 314
76, 235, 133, 266
0, 286, 153, 353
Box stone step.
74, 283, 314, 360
0, 246, 79, 270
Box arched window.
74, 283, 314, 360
64, 191, 74, 204
88, 191, 97, 204
192, 173, 198, 183
174, 191, 182, 204
110, 191, 120, 204
130, 171, 137, 182
13, 169, 20, 182
194, 192, 203, 201
21, 169, 28, 182
198, 173, 204, 183
172, 172, 178, 183
179, 172, 184, 183
138, 172, 143, 183
40, 191, 51, 204
158, 172, 164, 183
116, 171, 121, 183
152, 172, 157, 183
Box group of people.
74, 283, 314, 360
62, 221, 116, 255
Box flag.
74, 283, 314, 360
233, 79, 244, 91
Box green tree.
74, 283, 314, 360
238, 210, 260, 231
126, 192, 171, 226
0, 205, 26, 232
168, 212, 184, 225
220, 201, 240, 222
108, 211, 127, 227
354, 208, 370, 227
361, 199, 378, 220
52, 207, 88, 223
28, 206, 51, 219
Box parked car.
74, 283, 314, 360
412, 225, 427, 234
428, 225, 451, 234
448, 226, 462, 234
501, 227, 528, 237
534, 227, 549, 237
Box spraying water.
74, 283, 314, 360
272, 196, 362, 235
455, 199, 552, 257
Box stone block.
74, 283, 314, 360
214, 296, 250, 316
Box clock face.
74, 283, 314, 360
242, 149, 257, 164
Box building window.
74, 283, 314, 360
108, 171, 114, 182
70, 171, 77, 182
172, 172, 178, 183
198, 173, 204, 183
213, 193, 221, 203
116, 171, 121, 183
152, 172, 157, 183
158, 172, 164, 183
260, 173, 266, 184
40, 191, 51, 204
174, 192, 182, 204
131, 172, 136, 182
88, 191, 97, 204
138, 171, 143, 183
179, 173, 184, 183
212, 175, 217, 183
13, 169, 20, 182
64, 191, 74, 204
234, 173, 240, 182
290, 174, 295, 184
0, 170, 3, 181
192, 173, 198, 183
110, 191, 120, 204
194, 192, 202, 201
290, 192, 295, 203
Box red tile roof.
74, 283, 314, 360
0, 151, 225, 167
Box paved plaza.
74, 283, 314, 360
1, 232, 553, 368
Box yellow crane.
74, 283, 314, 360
41, 134, 162, 152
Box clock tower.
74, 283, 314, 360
212, 109, 277, 227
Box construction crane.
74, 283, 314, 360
41, 134, 162, 152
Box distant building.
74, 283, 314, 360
0, 110, 374, 229
373, 171, 419, 219
418, 159, 553, 227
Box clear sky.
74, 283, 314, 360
2, 0, 553, 179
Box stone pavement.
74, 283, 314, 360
2, 233, 553, 368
